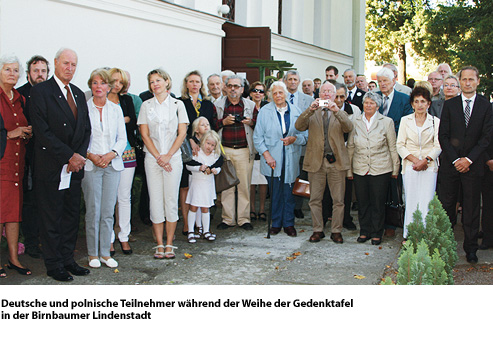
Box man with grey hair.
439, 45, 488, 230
427, 71, 445, 101
382, 63, 412, 96
295, 81, 353, 243
437, 63, 452, 79
220, 70, 235, 96
214, 74, 258, 231
283, 70, 313, 219
376, 66, 412, 237
356, 74, 369, 92
206, 73, 223, 103
30, 48, 91, 281
343, 69, 365, 111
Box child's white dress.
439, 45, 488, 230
186, 149, 221, 208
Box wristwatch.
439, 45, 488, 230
426, 157, 432, 164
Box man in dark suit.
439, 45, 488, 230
438, 66, 493, 263
30, 48, 91, 281
16, 55, 50, 259
343, 69, 365, 111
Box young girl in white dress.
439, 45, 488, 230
186, 130, 223, 243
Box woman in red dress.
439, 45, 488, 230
0, 55, 33, 278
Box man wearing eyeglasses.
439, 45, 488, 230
430, 75, 461, 118
428, 71, 445, 101
214, 75, 258, 231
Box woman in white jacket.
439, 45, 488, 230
396, 86, 441, 240
83, 68, 127, 268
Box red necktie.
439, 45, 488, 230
65, 85, 78, 120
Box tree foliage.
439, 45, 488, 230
415, 0, 493, 98
365, 0, 431, 82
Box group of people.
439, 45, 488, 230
1, 47, 492, 282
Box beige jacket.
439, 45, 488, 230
295, 107, 353, 172
347, 113, 400, 177
396, 113, 441, 174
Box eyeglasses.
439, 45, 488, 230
335, 95, 346, 99
428, 78, 443, 81
226, 84, 242, 89
251, 89, 265, 94
444, 84, 459, 88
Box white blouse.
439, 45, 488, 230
137, 96, 189, 159
85, 98, 127, 171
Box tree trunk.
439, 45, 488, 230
397, 44, 407, 84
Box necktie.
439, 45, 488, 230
323, 109, 332, 154
464, 99, 471, 127
65, 85, 78, 119
290, 93, 294, 104
382, 96, 389, 116
348, 90, 352, 102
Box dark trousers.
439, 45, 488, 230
439, 170, 481, 253
36, 179, 82, 271
267, 167, 295, 229
353, 173, 391, 239
322, 178, 354, 226
21, 187, 40, 249
138, 172, 151, 224
481, 168, 493, 246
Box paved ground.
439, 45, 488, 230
2, 203, 492, 285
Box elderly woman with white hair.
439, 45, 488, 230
253, 81, 307, 236
347, 91, 400, 245
0, 54, 33, 277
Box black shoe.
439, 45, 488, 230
357, 236, 369, 243
240, 223, 253, 230
25, 245, 43, 259
64, 262, 90, 276
478, 231, 484, 239
343, 221, 357, 230
119, 240, 133, 255
270, 227, 282, 235
48, 268, 74, 282
371, 238, 382, 246
466, 252, 478, 263
352, 202, 359, 211
217, 222, 234, 230
294, 209, 304, 219
7, 261, 32, 275
479, 243, 493, 250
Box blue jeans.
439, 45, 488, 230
267, 166, 295, 229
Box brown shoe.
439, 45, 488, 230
284, 226, 297, 237
309, 232, 325, 243
384, 228, 395, 237
270, 227, 282, 235
330, 233, 343, 244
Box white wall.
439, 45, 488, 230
0, 0, 225, 95
271, 34, 353, 82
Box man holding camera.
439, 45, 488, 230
214, 75, 258, 230
295, 81, 353, 243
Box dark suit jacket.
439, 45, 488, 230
429, 99, 444, 119
348, 87, 365, 111
0, 114, 6, 160
119, 94, 138, 147
438, 94, 493, 176
30, 77, 91, 181
378, 90, 413, 134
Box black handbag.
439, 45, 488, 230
215, 153, 240, 193
180, 138, 193, 163
385, 179, 405, 228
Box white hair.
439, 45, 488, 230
268, 81, 289, 99
302, 78, 314, 85
55, 47, 77, 60
376, 67, 395, 81
221, 70, 235, 78
0, 54, 23, 75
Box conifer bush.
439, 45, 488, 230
381, 195, 457, 285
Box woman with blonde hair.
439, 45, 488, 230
138, 69, 189, 259
107, 67, 138, 255
178, 70, 216, 235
